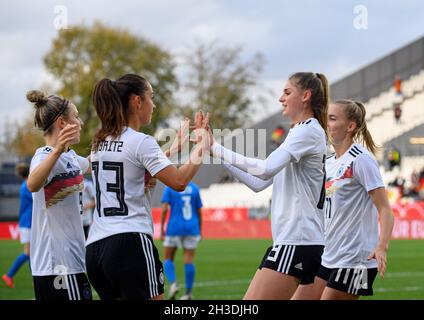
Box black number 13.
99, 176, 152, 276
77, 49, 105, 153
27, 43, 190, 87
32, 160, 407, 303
92, 161, 128, 217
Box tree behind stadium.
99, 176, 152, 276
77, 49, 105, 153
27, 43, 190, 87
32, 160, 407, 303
43, 21, 178, 156
182, 40, 267, 130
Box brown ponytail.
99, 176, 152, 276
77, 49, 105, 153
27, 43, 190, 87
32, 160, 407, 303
289, 72, 329, 137
334, 99, 379, 154
92, 74, 149, 151
316, 73, 329, 136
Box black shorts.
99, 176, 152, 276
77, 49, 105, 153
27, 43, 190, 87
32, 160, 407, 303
33, 273, 92, 300
317, 265, 378, 296
259, 244, 324, 285
86, 232, 164, 300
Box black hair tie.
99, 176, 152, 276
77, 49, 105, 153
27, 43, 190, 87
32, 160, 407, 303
42, 99, 69, 131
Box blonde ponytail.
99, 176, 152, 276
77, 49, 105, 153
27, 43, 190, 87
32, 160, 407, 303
334, 99, 379, 154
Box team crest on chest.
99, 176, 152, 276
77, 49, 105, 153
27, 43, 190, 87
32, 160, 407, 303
336, 164, 349, 178
325, 163, 353, 196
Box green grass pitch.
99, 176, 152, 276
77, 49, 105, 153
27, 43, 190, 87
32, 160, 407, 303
0, 239, 423, 300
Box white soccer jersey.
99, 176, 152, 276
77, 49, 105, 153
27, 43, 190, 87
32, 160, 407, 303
271, 118, 327, 245
30, 146, 89, 276
86, 127, 172, 246
322, 143, 385, 269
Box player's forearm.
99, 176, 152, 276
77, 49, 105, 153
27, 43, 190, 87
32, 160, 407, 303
222, 163, 272, 192
212, 142, 291, 180
27, 149, 62, 192
378, 207, 394, 250
176, 144, 205, 187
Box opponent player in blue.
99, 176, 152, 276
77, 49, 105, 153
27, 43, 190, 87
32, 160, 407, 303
2, 163, 32, 288
160, 182, 203, 300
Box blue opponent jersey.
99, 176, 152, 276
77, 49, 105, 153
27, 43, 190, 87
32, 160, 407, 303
19, 181, 32, 228
161, 182, 202, 236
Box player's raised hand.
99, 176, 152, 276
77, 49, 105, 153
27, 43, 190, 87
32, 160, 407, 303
190, 111, 204, 143
202, 112, 210, 129
193, 110, 204, 130
201, 112, 215, 149
203, 112, 216, 148
190, 111, 212, 147
56, 124, 79, 153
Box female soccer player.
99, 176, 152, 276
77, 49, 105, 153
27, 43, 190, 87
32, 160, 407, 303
209, 72, 329, 299
26, 90, 92, 300
2, 163, 32, 289
85, 74, 210, 300
292, 100, 394, 300
160, 181, 203, 300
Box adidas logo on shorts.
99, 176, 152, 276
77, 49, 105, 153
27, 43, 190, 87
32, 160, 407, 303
294, 263, 303, 270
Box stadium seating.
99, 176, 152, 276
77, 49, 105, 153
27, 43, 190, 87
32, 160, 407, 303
367, 91, 424, 147
366, 70, 424, 146
365, 70, 424, 122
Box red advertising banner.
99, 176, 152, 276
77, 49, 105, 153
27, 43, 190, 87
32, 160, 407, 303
0, 222, 20, 240
391, 201, 424, 239
1, 202, 424, 240
151, 207, 270, 239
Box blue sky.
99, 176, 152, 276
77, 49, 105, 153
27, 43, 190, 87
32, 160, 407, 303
0, 0, 423, 131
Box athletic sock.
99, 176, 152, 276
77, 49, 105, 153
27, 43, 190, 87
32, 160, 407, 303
164, 259, 176, 283
7, 253, 29, 278
184, 263, 195, 293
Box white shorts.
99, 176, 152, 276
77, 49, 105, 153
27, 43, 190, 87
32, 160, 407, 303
19, 227, 31, 244
163, 235, 201, 250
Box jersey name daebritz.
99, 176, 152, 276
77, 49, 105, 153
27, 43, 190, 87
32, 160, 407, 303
95, 141, 124, 152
